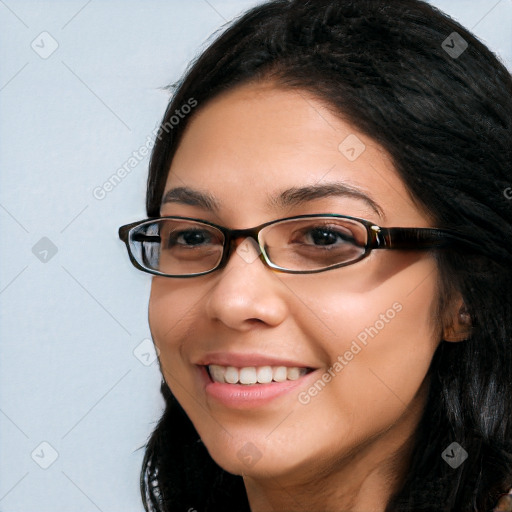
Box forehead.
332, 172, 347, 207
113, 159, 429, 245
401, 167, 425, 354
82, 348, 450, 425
163, 81, 428, 227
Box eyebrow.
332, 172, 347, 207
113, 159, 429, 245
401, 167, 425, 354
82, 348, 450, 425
161, 183, 384, 219
161, 187, 220, 211
270, 182, 384, 219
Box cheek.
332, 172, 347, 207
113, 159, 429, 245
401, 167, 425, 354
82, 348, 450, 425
278, 259, 440, 465
295, 254, 439, 410
149, 283, 174, 353
148, 279, 200, 355
292, 251, 439, 347
148, 280, 208, 408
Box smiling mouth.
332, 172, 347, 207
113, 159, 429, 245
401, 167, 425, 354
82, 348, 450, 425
205, 364, 314, 385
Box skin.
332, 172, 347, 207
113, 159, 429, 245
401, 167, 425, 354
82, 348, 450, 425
148, 81, 467, 512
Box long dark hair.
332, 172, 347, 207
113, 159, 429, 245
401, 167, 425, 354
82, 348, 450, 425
140, 1, 512, 510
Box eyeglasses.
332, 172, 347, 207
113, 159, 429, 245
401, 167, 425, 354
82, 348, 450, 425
118, 214, 470, 278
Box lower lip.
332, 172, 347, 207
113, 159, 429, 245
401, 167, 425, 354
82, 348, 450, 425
199, 366, 317, 409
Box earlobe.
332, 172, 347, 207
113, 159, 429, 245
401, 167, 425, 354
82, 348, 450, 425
443, 301, 472, 342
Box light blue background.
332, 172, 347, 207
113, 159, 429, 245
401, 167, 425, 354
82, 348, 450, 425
0, 1, 510, 511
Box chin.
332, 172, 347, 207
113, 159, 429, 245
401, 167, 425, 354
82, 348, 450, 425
199, 431, 309, 481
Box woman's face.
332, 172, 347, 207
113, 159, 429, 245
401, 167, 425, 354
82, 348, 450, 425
149, 81, 442, 485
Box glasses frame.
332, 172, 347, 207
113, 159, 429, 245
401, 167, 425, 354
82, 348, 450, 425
118, 214, 472, 278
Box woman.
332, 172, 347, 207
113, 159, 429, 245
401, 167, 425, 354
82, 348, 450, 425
118, 0, 512, 510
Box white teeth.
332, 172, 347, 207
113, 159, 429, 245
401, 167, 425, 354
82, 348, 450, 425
273, 366, 288, 382
209, 364, 225, 383
208, 364, 308, 384
256, 366, 273, 384
287, 367, 301, 380
224, 366, 239, 384
239, 367, 257, 385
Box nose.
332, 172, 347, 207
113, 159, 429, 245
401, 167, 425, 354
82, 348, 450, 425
205, 236, 289, 331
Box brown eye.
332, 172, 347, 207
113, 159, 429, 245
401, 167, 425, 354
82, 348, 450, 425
301, 226, 357, 246
168, 229, 214, 248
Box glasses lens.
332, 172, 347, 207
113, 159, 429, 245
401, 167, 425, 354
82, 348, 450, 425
261, 216, 367, 271
129, 219, 224, 275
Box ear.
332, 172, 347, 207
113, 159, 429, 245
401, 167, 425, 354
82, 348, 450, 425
443, 298, 472, 342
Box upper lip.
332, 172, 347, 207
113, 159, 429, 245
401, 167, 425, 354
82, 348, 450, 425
195, 352, 317, 369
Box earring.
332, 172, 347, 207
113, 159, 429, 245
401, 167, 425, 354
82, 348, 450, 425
458, 304, 471, 326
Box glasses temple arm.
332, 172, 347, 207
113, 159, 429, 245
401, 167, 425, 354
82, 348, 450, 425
130, 233, 160, 243
372, 227, 476, 250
